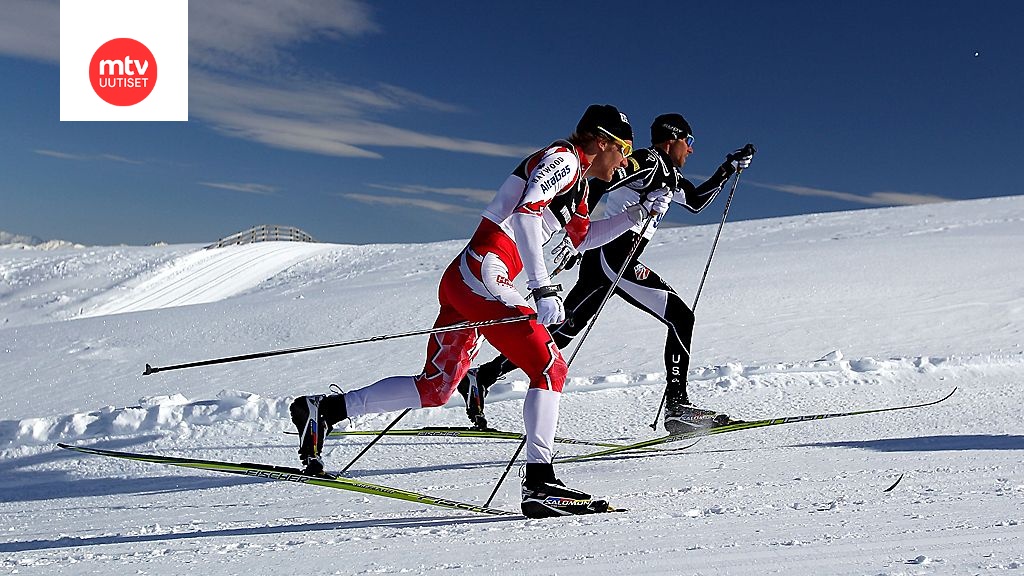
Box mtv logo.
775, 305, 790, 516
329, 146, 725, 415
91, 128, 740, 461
60, 0, 188, 121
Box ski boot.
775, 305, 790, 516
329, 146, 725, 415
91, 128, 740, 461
456, 364, 502, 429
664, 403, 730, 435
289, 394, 346, 476
520, 463, 610, 518
456, 369, 487, 429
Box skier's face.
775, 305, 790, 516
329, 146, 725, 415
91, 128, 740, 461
590, 135, 632, 181
668, 137, 693, 168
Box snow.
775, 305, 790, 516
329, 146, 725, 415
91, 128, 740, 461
1, 195, 1023, 575
0, 231, 83, 251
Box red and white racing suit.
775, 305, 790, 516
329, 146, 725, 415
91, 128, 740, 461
344, 140, 638, 465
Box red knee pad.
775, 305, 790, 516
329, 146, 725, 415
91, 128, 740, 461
415, 374, 455, 407
547, 354, 568, 393
526, 339, 567, 393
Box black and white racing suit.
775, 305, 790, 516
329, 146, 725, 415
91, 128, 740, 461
479, 146, 736, 416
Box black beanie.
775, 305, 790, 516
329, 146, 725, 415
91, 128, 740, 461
650, 113, 692, 144
576, 104, 633, 141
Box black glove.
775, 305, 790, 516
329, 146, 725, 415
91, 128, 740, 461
724, 143, 756, 174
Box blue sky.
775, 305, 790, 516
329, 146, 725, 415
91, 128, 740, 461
1, 0, 1021, 246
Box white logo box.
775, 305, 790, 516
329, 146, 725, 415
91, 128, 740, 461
60, 0, 188, 121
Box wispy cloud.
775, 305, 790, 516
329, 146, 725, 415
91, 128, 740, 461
34, 149, 146, 164
188, 0, 378, 71
0, 0, 58, 62
339, 193, 480, 215
34, 149, 85, 160
862, 191, 951, 206
190, 72, 533, 159
185, 1, 532, 159
199, 182, 279, 196
98, 154, 145, 165
367, 183, 495, 204
337, 182, 495, 215
746, 180, 949, 206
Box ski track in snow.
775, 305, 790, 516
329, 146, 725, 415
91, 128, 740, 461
1, 197, 1023, 575
79, 242, 337, 318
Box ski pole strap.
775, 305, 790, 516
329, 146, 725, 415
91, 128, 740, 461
529, 285, 562, 301
144, 313, 537, 375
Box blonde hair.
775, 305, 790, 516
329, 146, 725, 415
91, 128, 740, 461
568, 131, 600, 147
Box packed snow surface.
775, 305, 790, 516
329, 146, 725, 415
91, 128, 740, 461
1, 196, 1022, 575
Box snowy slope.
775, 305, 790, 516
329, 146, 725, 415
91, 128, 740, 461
79, 242, 336, 317
1, 196, 1023, 575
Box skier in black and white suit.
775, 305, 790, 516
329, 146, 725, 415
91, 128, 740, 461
461, 113, 754, 433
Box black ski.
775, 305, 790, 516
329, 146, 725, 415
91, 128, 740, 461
58, 443, 518, 517
562, 387, 957, 462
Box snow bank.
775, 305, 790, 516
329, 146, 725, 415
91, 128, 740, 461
0, 390, 292, 448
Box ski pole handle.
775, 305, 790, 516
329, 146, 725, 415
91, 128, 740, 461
733, 143, 757, 174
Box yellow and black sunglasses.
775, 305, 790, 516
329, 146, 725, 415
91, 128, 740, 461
597, 126, 633, 158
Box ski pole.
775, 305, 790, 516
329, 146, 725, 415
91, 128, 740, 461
565, 214, 655, 368
481, 215, 656, 504
649, 154, 750, 429
339, 408, 411, 475
485, 437, 526, 508
143, 313, 536, 375
692, 170, 743, 313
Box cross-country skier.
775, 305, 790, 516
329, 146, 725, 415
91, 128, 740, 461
289, 104, 671, 518
458, 113, 755, 434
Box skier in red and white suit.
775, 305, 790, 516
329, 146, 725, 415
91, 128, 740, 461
290, 105, 671, 517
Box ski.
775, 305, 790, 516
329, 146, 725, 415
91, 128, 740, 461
562, 387, 958, 462
323, 426, 673, 451
58, 443, 518, 517
555, 440, 700, 463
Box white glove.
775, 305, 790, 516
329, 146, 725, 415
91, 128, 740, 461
625, 188, 672, 224
531, 285, 565, 325
550, 233, 580, 273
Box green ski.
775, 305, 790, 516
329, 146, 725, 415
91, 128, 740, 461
58, 443, 518, 517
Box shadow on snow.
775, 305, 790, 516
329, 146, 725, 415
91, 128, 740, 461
0, 515, 517, 553
796, 434, 1024, 452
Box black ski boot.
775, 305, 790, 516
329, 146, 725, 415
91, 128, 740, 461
456, 363, 501, 429
664, 401, 730, 435
289, 394, 346, 476
520, 463, 610, 518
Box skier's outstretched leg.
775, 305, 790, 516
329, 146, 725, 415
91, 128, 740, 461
457, 248, 612, 424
